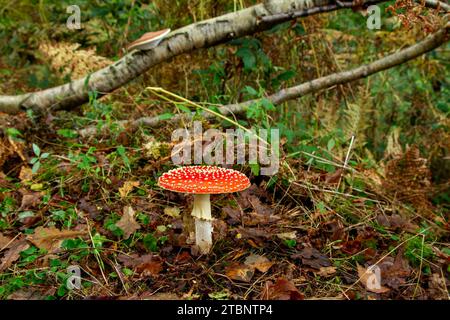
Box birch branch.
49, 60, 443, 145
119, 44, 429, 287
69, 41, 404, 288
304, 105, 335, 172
0, 0, 446, 115
80, 22, 449, 137
0, 0, 393, 115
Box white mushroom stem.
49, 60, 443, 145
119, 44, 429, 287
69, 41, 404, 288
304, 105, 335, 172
191, 194, 213, 254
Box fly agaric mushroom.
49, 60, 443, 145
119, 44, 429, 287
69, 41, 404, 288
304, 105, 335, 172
127, 28, 171, 51
158, 166, 250, 254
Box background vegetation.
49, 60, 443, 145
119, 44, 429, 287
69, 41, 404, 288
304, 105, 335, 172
0, 0, 448, 300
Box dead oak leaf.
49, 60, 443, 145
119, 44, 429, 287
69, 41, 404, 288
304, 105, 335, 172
261, 278, 304, 300
357, 264, 390, 294
291, 247, 332, 270
315, 266, 337, 277
325, 168, 343, 184
225, 262, 255, 282
0, 239, 30, 271
20, 191, 43, 209
376, 214, 419, 233
244, 211, 280, 226
7, 288, 55, 300
237, 227, 272, 240
118, 253, 163, 276
248, 195, 273, 214
0, 233, 13, 249
174, 251, 192, 264
116, 206, 141, 239
377, 250, 412, 289
244, 254, 274, 273
19, 166, 33, 182
135, 260, 162, 276
27, 226, 87, 251
78, 197, 101, 220
118, 180, 140, 198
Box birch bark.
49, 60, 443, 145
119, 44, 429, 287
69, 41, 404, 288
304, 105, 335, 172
0, 0, 380, 114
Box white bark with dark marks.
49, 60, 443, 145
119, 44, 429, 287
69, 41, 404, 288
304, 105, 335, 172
0, 0, 379, 115
0, 0, 446, 115
79, 22, 449, 136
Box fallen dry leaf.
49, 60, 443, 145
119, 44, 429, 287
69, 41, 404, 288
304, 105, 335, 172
27, 226, 87, 251
223, 206, 241, 224
212, 219, 228, 242
118, 253, 163, 276
325, 168, 343, 184
20, 191, 43, 209
0, 233, 13, 249
139, 292, 180, 300
19, 166, 33, 182
248, 195, 275, 216
78, 197, 101, 220
116, 206, 141, 239
136, 260, 162, 276
164, 206, 180, 218
427, 273, 448, 299
244, 254, 274, 273
0, 239, 30, 271
376, 214, 419, 233
357, 264, 390, 294
261, 278, 304, 300
377, 250, 412, 290
276, 231, 297, 240
341, 239, 362, 255
225, 262, 255, 282
7, 288, 55, 300
322, 219, 346, 241
316, 266, 337, 277
291, 247, 332, 270
119, 180, 140, 198
174, 251, 192, 264
237, 227, 271, 240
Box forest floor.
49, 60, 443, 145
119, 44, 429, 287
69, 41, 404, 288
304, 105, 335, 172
0, 0, 449, 301
0, 112, 448, 300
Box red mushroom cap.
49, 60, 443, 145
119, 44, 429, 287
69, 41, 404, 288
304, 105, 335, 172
158, 166, 250, 194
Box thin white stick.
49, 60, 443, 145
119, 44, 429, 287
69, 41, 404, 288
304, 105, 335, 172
343, 135, 355, 170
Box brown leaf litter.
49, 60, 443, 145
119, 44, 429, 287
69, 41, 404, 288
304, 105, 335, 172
0, 239, 30, 271
26, 226, 87, 251
118, 253, 163, 277
115, 206, 141, 239
260, 278, 304, 300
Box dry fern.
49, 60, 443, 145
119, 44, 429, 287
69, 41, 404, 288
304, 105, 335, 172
342, 103, 362, 140
383, 145, 433, 213
38, 42, 112, 79
386, 0, 446, 33
384, 127, 403, 159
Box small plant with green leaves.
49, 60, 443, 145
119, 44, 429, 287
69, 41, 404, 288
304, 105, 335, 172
5, 128, 24, 142
30, 143, 50, 174
405, 235, 434, 268
142, 232, 168, 252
